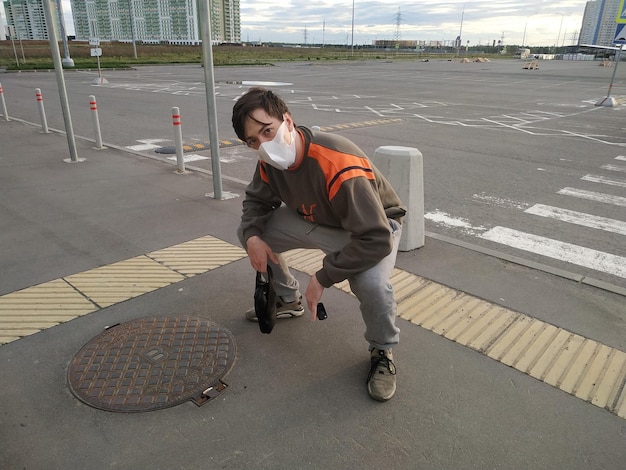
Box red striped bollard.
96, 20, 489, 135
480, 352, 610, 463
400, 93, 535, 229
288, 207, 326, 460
35, 88, 50, 133
89, 95, 104, 149
172, 106, 185, 173
0, 83, 9, 121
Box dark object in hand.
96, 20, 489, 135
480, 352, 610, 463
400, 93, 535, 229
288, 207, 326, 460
254, 267, 277, 334
317, 302, 328, 320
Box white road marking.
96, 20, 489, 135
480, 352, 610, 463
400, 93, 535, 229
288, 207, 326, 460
472, 193, 529, 210
557, 187, 626, 207
424, 211, 486, 235
126, 139, 169, 152
525, 204, 626, 236
166, 154, 209, 163
601, 164, 626, 173
480, 227, 626, 279
616, 155, 626, 161
582, 175, 626, 188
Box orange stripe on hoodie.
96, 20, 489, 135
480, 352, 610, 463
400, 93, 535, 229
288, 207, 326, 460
308, 143, 375, 200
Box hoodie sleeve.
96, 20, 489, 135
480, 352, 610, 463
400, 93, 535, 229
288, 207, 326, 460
240, 162, 283, 242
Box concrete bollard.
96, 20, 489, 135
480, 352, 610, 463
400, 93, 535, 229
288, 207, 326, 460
89, 95, 104, 149
0, 83, 9, 121
373, 146, 425, 251
35, 88, 50, 133
171, 107, 185, 173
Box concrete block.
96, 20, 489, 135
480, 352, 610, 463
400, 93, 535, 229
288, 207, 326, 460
373, 146, 425, 251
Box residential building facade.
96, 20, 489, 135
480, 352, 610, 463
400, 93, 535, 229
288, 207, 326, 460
69, 0, 240, 44
2, 0, 60, 40
579, 0, 621, 46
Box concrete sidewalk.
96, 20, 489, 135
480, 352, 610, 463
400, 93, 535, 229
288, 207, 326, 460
1, 119, 625, 470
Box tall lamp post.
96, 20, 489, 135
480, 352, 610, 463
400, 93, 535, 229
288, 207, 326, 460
457, 2, 469, 56
56, 0, 74, 67
351, 0, 355, 56
521, 13, 536, 48
128, 0, 137, 59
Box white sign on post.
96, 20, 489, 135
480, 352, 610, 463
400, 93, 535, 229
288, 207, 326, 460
89, 38, 100, 46
90, 48, 102, 57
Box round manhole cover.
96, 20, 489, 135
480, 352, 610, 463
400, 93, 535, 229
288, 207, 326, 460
67, 316, 236, 412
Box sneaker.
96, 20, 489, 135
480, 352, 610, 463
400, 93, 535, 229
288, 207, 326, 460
245, 295, 304, 322
366, 349, 397, 401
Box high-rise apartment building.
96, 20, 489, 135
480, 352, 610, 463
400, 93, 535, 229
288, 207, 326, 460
70, 0, 240, 44
579, 0, 621, 46
3, 0, 60, 40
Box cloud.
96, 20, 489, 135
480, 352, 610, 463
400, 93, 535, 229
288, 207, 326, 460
241, 0, 588, 46
5, 0, 586, 48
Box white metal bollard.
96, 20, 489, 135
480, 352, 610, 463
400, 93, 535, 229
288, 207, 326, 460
0, 83, 9, 121
35, 88, 50, 133
372, 146, 425, 251
89, 95, 104, 149
171, 107, 185, 173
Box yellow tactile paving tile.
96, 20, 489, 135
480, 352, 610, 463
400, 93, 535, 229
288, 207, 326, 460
64, 256, 186, 307
282, 248, 626, 420
0, 235, 248, 345
148, 235, 246, 276
0, 279, 97, 344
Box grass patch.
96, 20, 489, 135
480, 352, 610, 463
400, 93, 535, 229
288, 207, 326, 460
0, 40, 507, 70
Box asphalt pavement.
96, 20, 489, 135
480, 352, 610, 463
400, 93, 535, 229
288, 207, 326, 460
1, 113, 626, 469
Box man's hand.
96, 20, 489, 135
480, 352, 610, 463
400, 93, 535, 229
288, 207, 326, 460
305, 274, 325, 320
245, 236, 279, 272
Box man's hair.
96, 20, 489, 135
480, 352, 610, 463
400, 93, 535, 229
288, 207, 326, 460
232, 87, 291, 141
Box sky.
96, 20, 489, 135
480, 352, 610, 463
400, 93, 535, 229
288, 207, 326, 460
1, 0, 589, 48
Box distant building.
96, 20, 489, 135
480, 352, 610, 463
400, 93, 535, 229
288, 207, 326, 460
70, 0, 240, 44
2, 0, 61, 40
579, 0, 621, 47
372, 39, 417, 49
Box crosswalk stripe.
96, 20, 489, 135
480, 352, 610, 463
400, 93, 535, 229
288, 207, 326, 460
582, 174, 626, 188
525, 204, 626, 236
480, 226, 626, 279
557, 187, 626, 207
601, 164, 626, 173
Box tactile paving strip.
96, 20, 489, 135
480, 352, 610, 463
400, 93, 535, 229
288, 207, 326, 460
0, 235, 246, 344
0, 279, 97, 345
282, 248, 626, 420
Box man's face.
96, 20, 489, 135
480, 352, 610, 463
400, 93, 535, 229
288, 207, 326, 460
243, 109, 292, 150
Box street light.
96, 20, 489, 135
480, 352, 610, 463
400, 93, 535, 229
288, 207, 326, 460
457, 2, 469, 56
56, 0, 74, 67
521, 13, 537, 47
351, 0, 355, 55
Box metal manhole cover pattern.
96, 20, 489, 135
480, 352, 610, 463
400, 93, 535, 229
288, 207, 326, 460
67, 316, 236, 412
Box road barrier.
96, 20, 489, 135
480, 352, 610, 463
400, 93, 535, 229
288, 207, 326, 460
35, 88, 50, 133
89, 95, 104, 149
0, 83, 8, 121
171, 107, 185, 173
372, 146, 425, 252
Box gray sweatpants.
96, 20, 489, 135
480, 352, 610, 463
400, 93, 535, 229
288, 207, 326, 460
237, 206, 401, 350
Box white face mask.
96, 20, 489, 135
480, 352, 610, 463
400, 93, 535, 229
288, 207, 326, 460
258, 120, 297, 170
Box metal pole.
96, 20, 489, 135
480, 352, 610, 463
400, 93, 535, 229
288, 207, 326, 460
458, 3, 466, 56
89, 95, 104, 149
606, 47, 622, 99
128, 0, 138, 59
351, 0, 355, 56
42, 0, 82, 163
0, 83, 9, 121
9, 25, 19, 66
198, 0, 223, 200
35, 88, 50, 133
172, 107, 186, 173
56, 0, 74, 67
